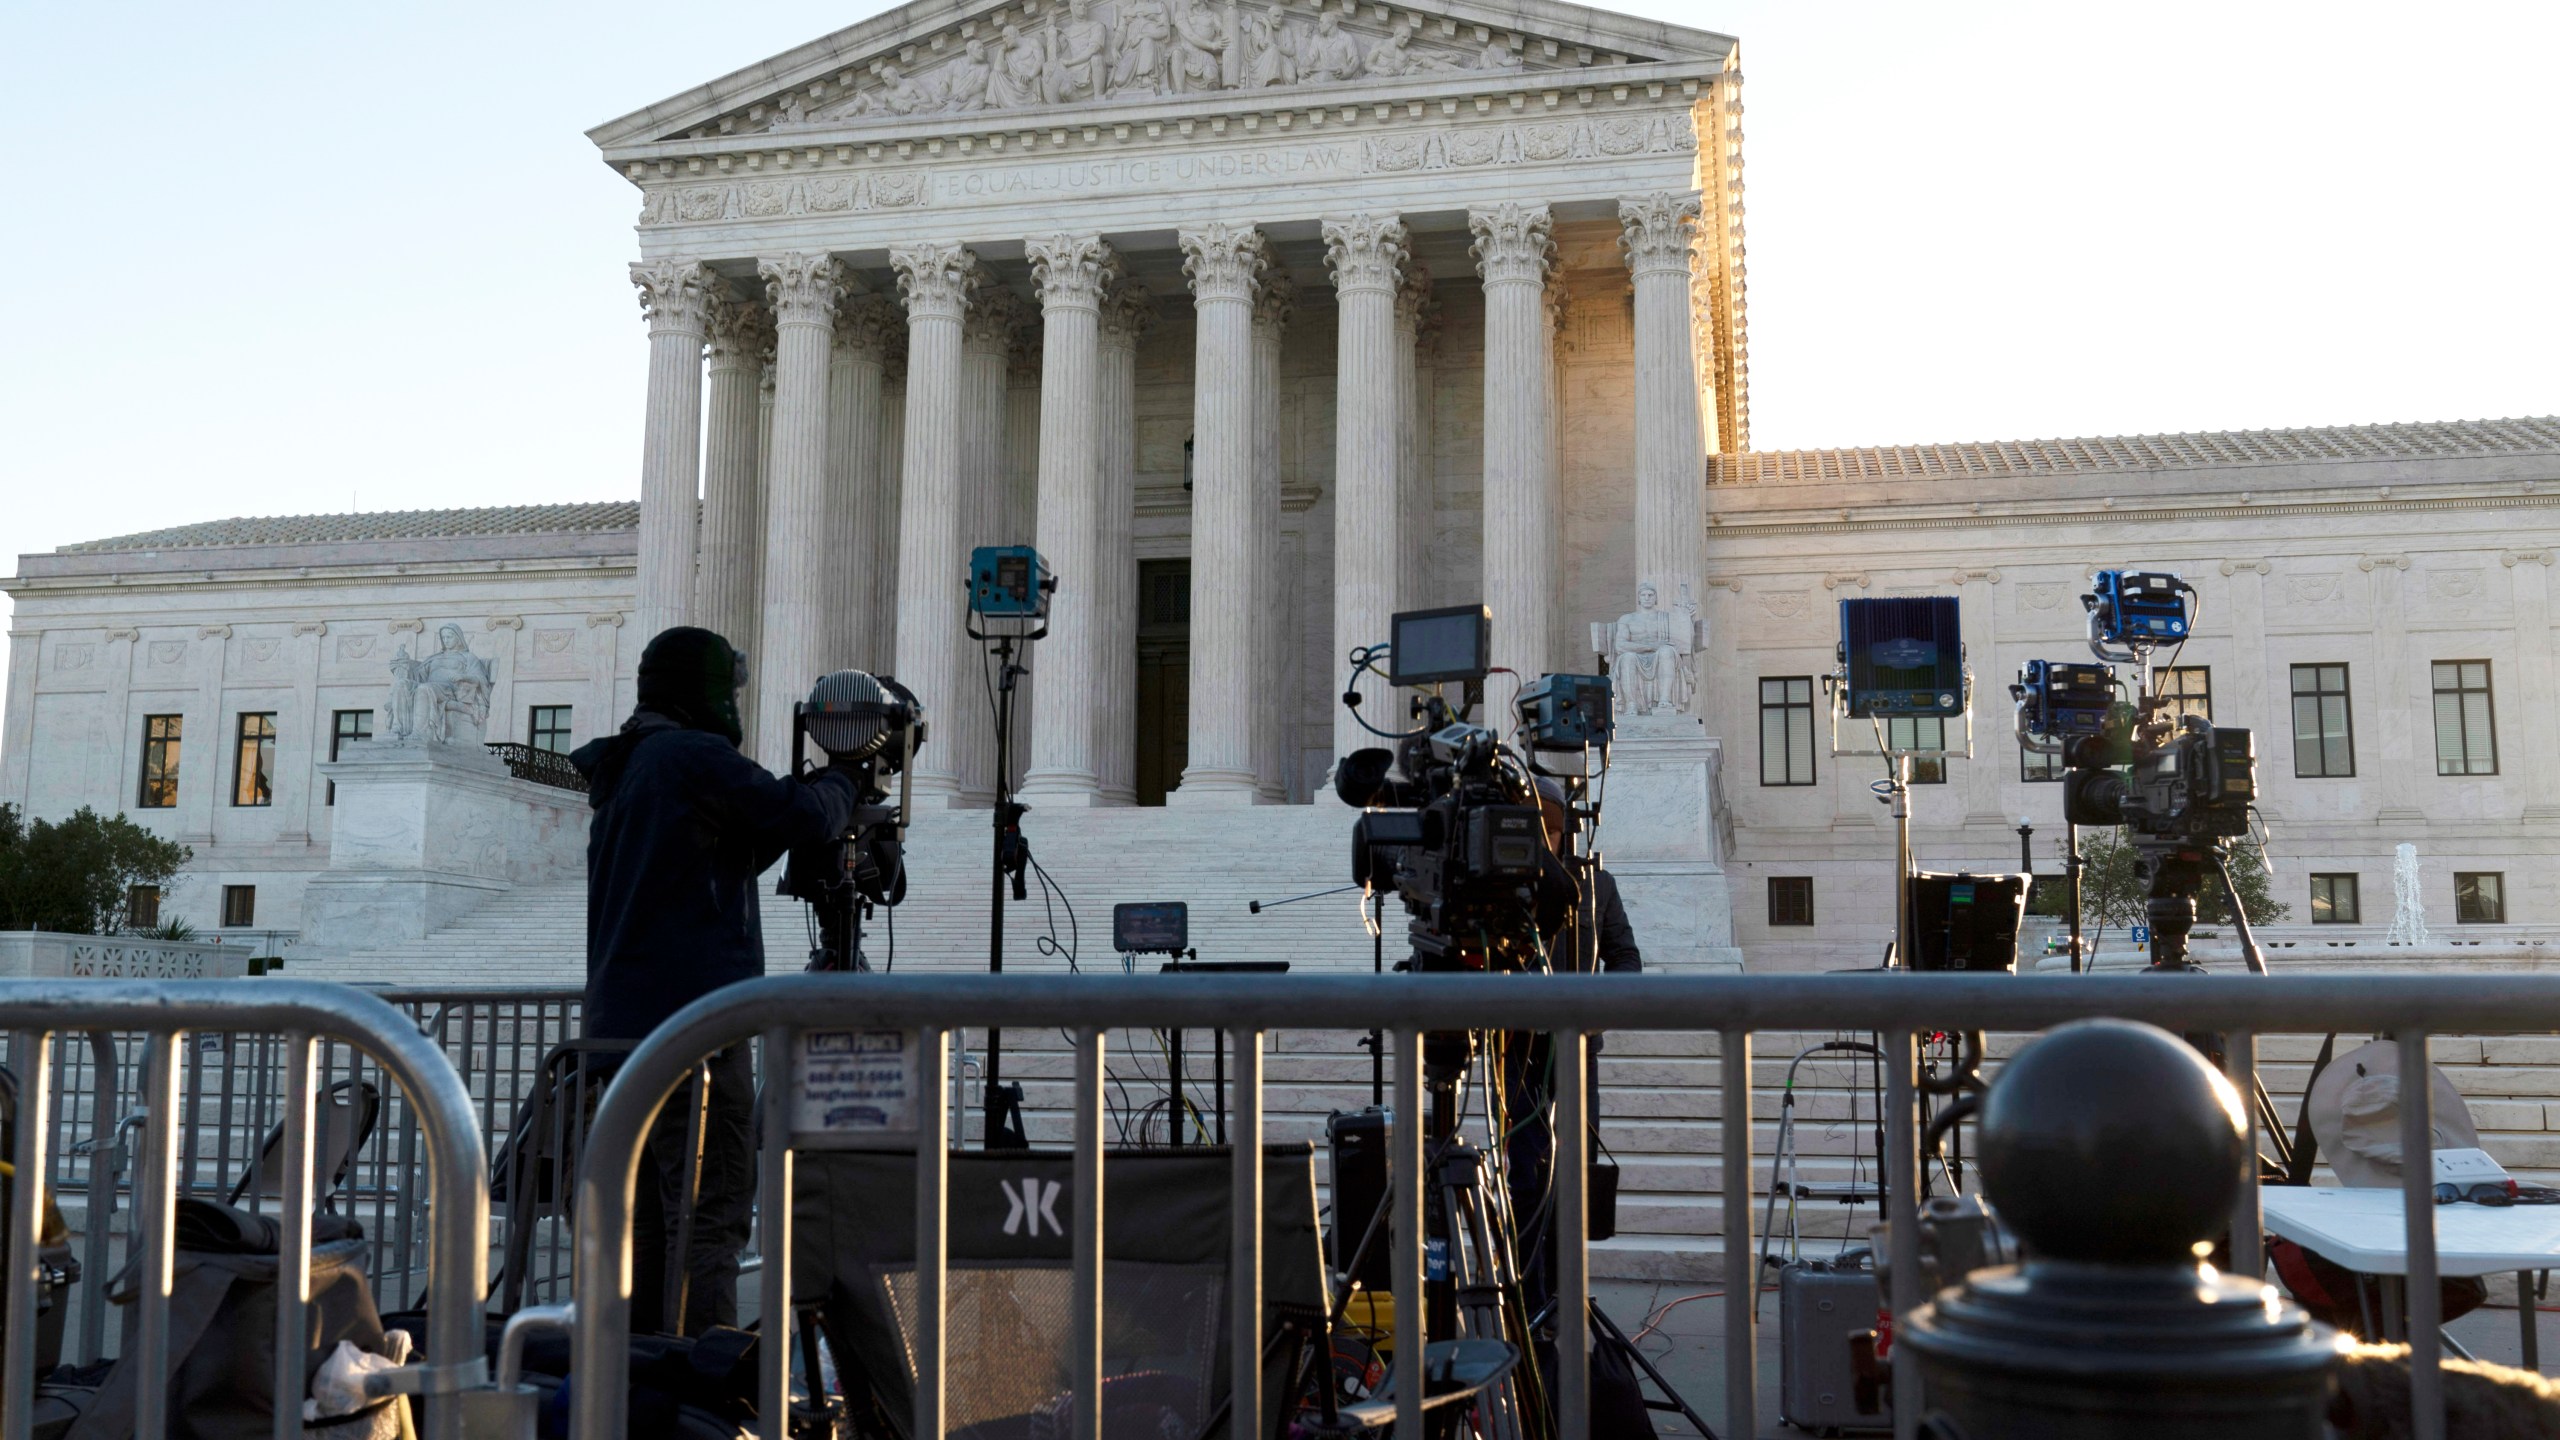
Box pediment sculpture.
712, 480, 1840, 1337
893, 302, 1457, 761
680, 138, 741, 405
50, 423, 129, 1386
384, 624, 495, 746
752, 0, 1578, 133
1593, 580, 1705, 718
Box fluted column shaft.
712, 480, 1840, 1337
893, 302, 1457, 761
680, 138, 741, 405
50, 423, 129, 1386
697, 299, 774, 660
1394, 268, 1435, 613
1174, 223, 1269, 803
1250, 273, 1294, 802
1094, 286, 1153, 806
953, 278, 1023, 805
1622, 194, 1708, 652
753, 253, 848, 766
1326, 215, 1409, 774
829, 296, 896, 673
630, 261, 719, 643
1021, 236, 1117, 804
890, 244, 976, 803
1472, 203, 1557, 682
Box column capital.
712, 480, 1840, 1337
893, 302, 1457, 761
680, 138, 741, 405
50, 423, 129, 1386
1468, 202, 1555, 287
630, 259, 723, 336
964, 270, 1030, 353
705, 297, 775, 368
1100, 278, 1159, 349
1253, 268, 1298, 334
1321, 214, 1409, 296
1618, 192, 1703, 278
759, 252, 850, 327
890, 242, 977, 321
1028, 234, 1120, 313
1179, 223, 1269, 305
834, 292, 902, 357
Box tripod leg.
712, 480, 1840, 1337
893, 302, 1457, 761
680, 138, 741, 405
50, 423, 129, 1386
1589, 1300, 1719, 1440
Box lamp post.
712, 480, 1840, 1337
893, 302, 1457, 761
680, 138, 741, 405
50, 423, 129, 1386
2017, 817, 2036, 875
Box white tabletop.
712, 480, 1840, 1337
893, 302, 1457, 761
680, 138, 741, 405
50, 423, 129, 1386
2258, 1184, 2560, 1277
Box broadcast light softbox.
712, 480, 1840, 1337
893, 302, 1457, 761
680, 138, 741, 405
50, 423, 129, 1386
792, 1145, 1324, 1440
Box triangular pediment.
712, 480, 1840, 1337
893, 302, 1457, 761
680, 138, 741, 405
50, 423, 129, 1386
590, 0, 1734, 152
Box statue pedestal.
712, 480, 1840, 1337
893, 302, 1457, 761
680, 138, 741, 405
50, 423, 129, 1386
300, 741, 589, 956
1600, 713, 1743, 971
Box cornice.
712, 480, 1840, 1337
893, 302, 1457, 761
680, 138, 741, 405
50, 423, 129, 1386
607, 60, 1708, 175
3, 554, 637, 602
1704, 484, 2560, 541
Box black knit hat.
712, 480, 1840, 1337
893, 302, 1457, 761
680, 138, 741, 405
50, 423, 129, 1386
636, 626, 748, 746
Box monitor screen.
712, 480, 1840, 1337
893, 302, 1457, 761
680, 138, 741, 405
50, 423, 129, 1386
1112, 901, 1189, 954
1389, 607, 1491, 686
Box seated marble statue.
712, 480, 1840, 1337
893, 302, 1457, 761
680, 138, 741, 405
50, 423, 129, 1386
1611, 582, 1702, 717
388, 623, 495, 744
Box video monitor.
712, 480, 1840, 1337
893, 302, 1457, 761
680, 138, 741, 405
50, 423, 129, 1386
1112, 901, 1189, 955
1388, 606, 1492, 686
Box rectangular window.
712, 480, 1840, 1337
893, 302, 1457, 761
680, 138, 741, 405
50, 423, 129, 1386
232, 713, 277, 807
2290, 665, 2355, 778
529, 705, 574, 755
1886, 715, 1947, 784
2309, 873, 2360, 925
327, 709, 373, 805
220, 885, 256, 929
2431, 661, 2498, 776
2021, 743, 2062, 783
1768, 876, 1815, 927
1759, 678, 1816, 787
2158, 666, 2212, 723
2456, 872, 2506, 925
126, 885, 161, 931
138, 715, 183, 809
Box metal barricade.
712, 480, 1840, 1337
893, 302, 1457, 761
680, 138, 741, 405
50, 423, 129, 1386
568, 971, 2560, 1440
0, 979, 495, 1440
40, 986, 581, 1343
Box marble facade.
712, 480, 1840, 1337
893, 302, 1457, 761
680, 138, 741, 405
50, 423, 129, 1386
597, 0, 1745, 814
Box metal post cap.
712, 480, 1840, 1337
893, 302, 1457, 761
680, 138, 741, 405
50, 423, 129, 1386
1977, 1017, 2244, 1265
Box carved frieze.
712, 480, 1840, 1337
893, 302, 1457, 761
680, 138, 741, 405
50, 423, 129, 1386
726, 0, 1604, 139
634, 112, 1698, 229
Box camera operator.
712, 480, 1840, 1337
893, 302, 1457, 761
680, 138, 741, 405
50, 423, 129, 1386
572, 626, 860, 1337
1506, 776, 1642, 1325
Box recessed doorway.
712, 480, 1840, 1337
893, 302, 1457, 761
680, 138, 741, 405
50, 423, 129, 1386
1134, 558, 1189, 806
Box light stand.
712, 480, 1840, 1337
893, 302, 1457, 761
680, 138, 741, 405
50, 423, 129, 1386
965, 546, 1054, 1151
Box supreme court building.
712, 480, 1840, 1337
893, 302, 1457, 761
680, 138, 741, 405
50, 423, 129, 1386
598, 0, 1745, 814
7, 0, 2559, 976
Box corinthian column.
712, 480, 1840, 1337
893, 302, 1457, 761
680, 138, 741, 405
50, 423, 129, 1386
890, 244, 976, 804
629, 260, 720, 643
1094, 283, 1155, 806
1620, 194, 1708, 667
1174, 222, 1269, 804
829, 294, 899, 673
1324, 214, 1409, 775
1471, 202, 1557, 681
1250, 270, 1295, 802
1020, 235, 1118, 805
750, 253, 848, 765
698, 298, 774, 660
954, 276, 1026, 805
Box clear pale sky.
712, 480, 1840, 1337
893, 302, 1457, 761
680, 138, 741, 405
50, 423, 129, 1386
2, 0, 2554, 642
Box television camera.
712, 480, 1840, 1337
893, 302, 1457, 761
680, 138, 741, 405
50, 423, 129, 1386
778, 669, 925, 972
1337, 607, 1612, 976
2011, 568, 2263, 972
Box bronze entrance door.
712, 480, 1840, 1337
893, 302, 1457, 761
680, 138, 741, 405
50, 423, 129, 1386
1134, 558, 1189, 806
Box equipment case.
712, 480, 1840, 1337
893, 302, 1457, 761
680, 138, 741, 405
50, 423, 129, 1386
1779, 1254, 1890, 1435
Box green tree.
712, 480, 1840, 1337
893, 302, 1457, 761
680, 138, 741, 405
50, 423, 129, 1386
2066, 829, 2291, 934
0, 805, 193, 936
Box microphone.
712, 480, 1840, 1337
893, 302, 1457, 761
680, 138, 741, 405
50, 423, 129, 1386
1247, 884, 1360, 915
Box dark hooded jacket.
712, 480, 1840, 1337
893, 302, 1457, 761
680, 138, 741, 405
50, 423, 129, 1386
571, 628, 857, 1040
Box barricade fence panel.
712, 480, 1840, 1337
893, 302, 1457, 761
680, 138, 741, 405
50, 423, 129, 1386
565, 972, 2560, 1440
32, 988, 578, 1350
0, 980, 492, 1440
